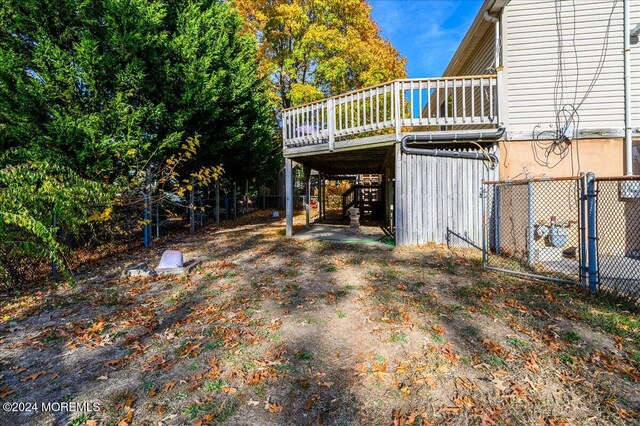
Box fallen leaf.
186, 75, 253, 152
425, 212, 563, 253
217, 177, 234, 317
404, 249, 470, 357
162, 381, 176, 394
265, 402, 283, 413
104, 358, 123, 368
0, 385, 15, 399
304, 394, 318, 411
118, 408, 134, 426
22, 370, 47, 382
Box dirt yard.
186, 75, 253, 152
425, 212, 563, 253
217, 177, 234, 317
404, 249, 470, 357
0, 212, 639, 425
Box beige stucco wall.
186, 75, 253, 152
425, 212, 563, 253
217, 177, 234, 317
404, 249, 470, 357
495, 138, 640, 258
498, 138, 625, 180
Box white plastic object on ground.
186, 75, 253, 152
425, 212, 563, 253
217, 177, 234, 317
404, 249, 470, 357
157, 250, 184, 269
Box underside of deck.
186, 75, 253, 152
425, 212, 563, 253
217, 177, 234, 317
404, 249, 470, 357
282, 74, 504, 242
286, 135, 394, 175
291, 145, 392, 175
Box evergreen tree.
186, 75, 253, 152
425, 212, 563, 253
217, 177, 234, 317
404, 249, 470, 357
0, 0, 275, 283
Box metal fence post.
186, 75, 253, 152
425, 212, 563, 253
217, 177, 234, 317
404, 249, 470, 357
579, 173, 588, 286
189, 176, 195, 234
481, 183, 488, 267
244, 179, 249, 214
233, 180, 237, 220
527, 181, 535, 266
494, 184, 501, 254
51, 210, 57, 278
143, 191, 151, 248
215, 179, 220, 224
586, 172, 598, 293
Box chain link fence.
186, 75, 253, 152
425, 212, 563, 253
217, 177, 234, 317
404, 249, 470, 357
595, 177, 640, 303
0, 245, 52, 290
1, 179, 288, 289
483, 174, 640, 307
483, 177, 583, 284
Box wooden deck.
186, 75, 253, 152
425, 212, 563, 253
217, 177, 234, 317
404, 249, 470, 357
282, 75, 500, 157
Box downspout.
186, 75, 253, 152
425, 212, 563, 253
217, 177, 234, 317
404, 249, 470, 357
484, 10, 504, 132
400, 128, 505, 163
623, 0, 633, 175
483, 11, 500, 68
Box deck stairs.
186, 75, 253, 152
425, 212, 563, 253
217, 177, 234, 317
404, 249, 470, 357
341, 184, 383, 219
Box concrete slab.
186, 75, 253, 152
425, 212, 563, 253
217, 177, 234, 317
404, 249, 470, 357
293, 224, 393, 247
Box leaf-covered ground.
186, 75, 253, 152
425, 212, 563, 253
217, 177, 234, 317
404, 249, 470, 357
0, 212, 639, 425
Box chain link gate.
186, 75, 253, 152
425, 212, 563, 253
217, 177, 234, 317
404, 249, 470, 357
482, 174, 640, 307
593, 176, 640, 303
482, 177, 583, 285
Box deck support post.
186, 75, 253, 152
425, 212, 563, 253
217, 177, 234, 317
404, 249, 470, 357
318, 174, 323, 223
322, 176, 327, 221
394, 142, 402, 245
285, 158, 294, 237
303, 166, 311, 227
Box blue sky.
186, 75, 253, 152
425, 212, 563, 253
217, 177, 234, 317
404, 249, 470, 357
370, 0, 484, 78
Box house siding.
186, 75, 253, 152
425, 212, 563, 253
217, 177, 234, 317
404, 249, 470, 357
431, 26, 497, 128
456, 23, 496, 76
503, 0, 640, 135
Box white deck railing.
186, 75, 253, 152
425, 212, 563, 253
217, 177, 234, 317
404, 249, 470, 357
282, 75, 499, 149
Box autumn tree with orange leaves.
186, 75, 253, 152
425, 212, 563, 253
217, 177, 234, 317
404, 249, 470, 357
234, 0, 407, 109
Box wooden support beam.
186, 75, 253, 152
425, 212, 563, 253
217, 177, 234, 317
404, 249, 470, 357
303, 166, 311, 227
285, 158, 293, 237
317, 174, 323, 223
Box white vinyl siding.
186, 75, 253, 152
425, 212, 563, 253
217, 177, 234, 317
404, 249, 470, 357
456, 25, 496, 76
438, 26, 497, 128
503, 0, 640, 135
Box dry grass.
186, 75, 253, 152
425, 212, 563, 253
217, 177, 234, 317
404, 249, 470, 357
0, 212, 638, 425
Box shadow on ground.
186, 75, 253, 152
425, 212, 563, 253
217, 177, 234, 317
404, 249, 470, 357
0, 212, 638, 425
